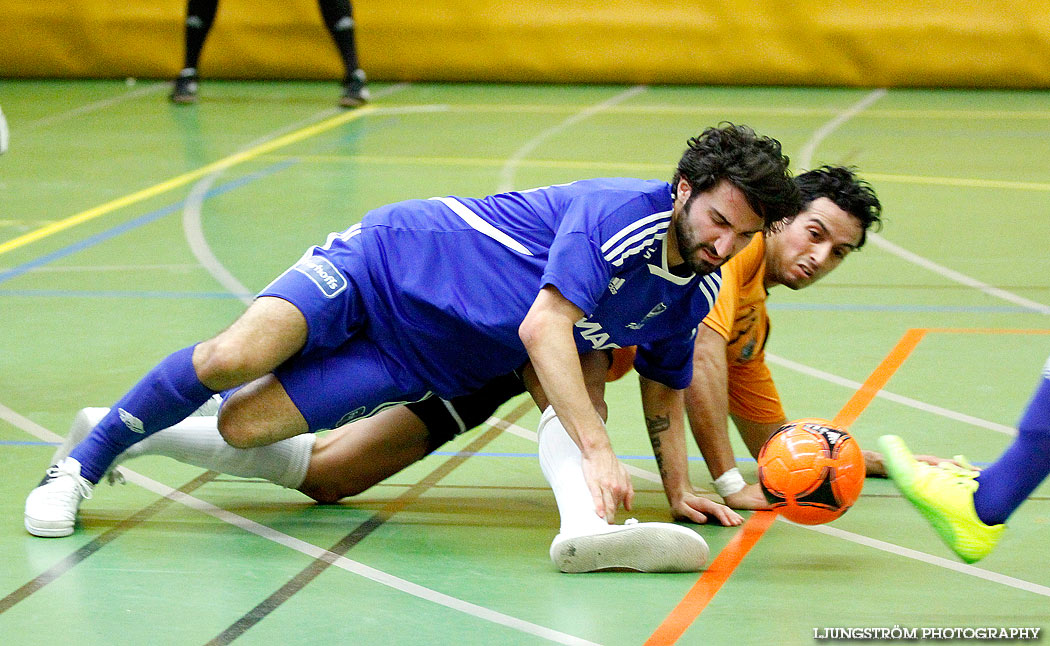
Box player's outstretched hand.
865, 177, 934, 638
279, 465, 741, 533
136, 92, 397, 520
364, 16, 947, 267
581, 446, 633, 523
723, 482, 772, 511
671, 491, 743, 526
864, 449, 963, 478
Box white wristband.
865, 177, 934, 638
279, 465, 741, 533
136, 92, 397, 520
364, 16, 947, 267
713, 468, 746, 498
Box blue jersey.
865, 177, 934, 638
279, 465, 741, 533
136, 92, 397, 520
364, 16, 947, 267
344, 178, 722, 398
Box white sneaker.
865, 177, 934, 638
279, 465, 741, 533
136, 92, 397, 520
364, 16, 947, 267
549, 519, 710, 573
24, 457, 95, 537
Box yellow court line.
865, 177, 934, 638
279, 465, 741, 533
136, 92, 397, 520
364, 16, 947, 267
0, 106, 377, 258
258, 153, 667, 173
865, 172, 1050, 192
262, 153, 1050, 193
434, 104, 1050, 120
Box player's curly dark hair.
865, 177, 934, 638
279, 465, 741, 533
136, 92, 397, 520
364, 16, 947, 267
672, 123, 800, 230
794, 165, 882, 249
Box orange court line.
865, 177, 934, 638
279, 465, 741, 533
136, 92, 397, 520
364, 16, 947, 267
642, 510, 777, 646
643, 327, 929, 646
924, 328, 1050, 335
831, 327, 928, 429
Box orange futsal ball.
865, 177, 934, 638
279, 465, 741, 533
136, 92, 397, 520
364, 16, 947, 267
757, 418, 865, 525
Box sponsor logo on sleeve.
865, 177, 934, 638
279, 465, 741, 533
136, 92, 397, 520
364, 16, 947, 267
294, 256, 348, 298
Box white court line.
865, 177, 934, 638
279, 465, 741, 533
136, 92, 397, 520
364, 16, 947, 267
797, 89, 887, 171
2, 401, 600, 646
797, 522, 1050, 597
796, 88, 1050, 316
489, 415, 1050, 598
497, 85, 648, 192
22, 82, 170, 131
9, 264, 201, 273
867, 233, 1050, 315
765, 353, 1017, 436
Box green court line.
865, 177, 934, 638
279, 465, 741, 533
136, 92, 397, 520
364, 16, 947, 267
0, 106, 376, 258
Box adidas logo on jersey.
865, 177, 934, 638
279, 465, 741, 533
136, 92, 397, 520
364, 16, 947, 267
607, 277, 625, 294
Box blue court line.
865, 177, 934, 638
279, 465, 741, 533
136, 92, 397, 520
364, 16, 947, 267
1, 287, 1042, 315
767, 303, 1044, 314
3, 441, 993, 468
0, 158, 298, 287
0, 289, 243, 300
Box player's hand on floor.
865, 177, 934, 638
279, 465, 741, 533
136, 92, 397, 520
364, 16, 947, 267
671, 491, 743, 526
581, 447, 634, 523
723, 482, 772, 511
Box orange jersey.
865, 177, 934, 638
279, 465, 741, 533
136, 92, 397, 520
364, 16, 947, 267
701, 235, 785, 423
608, 236, 785, 422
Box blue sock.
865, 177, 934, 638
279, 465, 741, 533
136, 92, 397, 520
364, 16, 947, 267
69, 345, 216, 483
973, 375, 1050, 525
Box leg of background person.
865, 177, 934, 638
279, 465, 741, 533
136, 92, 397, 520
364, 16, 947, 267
182, 0, 219, 72
171, 0, 219, 102
317, 0, 370, 106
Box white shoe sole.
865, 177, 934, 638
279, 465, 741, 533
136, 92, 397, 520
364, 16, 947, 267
24, 515, 74, 538
550, 522, 709, 573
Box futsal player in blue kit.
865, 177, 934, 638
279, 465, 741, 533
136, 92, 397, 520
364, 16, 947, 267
880, 355, 1050, 563
25, 124, 800, 571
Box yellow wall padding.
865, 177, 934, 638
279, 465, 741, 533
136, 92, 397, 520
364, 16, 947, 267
4, 0, 1050, 87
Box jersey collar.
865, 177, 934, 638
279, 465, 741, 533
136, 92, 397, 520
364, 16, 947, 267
647, 229, 696, 285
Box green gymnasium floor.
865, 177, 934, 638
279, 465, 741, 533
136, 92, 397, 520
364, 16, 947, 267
1, 80, 1048, 645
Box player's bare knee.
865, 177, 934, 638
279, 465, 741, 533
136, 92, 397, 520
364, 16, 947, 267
193, 338, 257, 387
299, 482, 361, 504
216, 403, 263, 449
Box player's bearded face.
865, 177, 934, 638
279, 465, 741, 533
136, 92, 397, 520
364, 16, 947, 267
674, 208, 721, 276
673, 180, 763, 276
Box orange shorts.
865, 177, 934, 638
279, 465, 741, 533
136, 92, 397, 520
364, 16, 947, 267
726, 356, 785, 423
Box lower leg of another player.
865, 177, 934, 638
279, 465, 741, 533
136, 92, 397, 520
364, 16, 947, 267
318, 0, 362, 81
121, 415, 315, 489
537, 406, 609, 536
68, 345, 219, 483
973, 373, 1050, 525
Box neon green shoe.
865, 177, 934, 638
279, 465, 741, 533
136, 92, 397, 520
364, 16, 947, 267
878, 435, 1005, 564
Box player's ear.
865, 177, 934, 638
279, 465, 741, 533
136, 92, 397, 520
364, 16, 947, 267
675, 178, 692, 206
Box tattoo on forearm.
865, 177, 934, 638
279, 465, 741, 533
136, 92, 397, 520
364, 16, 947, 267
645, 414, 670, 436
646, 414, 671, 479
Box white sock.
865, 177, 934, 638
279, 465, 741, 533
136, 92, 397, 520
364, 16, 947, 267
121, 417, 315, 489
537, 406, 608, 536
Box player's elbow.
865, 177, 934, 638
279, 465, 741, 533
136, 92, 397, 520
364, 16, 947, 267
518, 312, 545, 351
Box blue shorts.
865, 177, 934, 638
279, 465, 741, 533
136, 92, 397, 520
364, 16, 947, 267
258, 229, 430, 431
259, 229, 370, 357
273, 334, 431, 432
